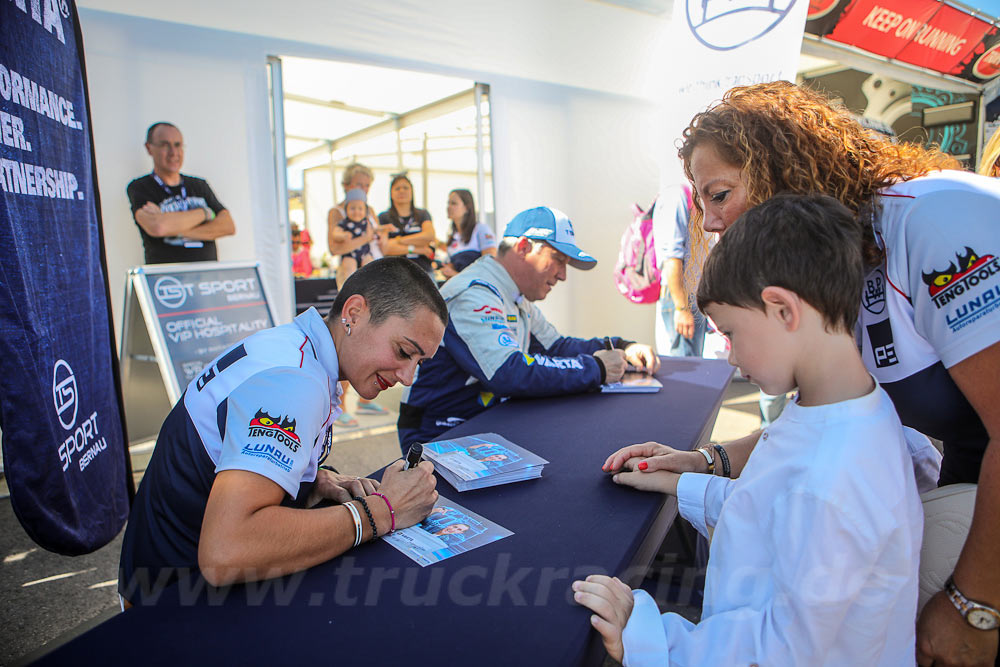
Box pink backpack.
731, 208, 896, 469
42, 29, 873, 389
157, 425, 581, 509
614, 200, 660, 304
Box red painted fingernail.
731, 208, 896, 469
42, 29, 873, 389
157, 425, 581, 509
638, 461, 648, 471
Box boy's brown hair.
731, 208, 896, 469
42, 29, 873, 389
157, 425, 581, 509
696, 194, 864, 334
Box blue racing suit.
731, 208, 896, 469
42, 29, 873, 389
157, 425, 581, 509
397, 255, 629, 451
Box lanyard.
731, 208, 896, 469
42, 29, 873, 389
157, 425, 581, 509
151, 172, 186, 201
151, 172, 203, 247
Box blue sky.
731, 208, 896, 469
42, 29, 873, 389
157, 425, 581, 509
967, 1, 1000, 18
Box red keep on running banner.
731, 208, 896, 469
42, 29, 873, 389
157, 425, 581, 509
896, 4, 992, 74
828, 0, 992, 74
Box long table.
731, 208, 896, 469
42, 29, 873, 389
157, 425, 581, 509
36, 357, 733, 666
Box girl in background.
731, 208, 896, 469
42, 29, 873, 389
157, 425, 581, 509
440, 189, 495, 278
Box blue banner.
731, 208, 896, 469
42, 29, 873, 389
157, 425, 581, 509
0, 0, 131, 554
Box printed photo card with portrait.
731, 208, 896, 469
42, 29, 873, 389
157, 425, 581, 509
382, 496, 512, 567
421, 433, 548, 491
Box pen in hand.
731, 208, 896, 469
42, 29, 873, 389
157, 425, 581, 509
403, 443, 423, 470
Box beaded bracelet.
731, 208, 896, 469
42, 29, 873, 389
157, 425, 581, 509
371, 492, 395, 533
344, 501, 363, 547
713, 444, 731, 478
353, 496, 379, 541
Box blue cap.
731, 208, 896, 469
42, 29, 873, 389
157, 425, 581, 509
345, 188, 366, 204
502, 206, 596, 270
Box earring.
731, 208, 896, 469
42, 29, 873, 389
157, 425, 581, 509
341, 317, 352, 336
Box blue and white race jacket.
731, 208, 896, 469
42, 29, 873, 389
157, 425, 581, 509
857, 170, 1000, 485
118, 308, 342, 603
398, 255, 627, 449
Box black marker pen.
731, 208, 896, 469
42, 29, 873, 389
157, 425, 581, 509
404, 443, 423, 470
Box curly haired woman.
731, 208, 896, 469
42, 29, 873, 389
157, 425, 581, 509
609, 82, 1000, 666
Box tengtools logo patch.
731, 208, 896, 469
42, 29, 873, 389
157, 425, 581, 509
922, 247, 1000, 309
248, 409, 301, 452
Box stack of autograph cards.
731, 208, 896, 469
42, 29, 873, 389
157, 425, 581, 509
601, 372, 663, 393
421, 433, 548, 491
383, 496, 512, 566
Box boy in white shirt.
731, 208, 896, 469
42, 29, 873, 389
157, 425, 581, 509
574, 194, 923, 665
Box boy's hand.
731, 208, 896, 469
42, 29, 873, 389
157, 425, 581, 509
613, 469, 681, 495
572, 575, 634, 663
603, 442, 705, 475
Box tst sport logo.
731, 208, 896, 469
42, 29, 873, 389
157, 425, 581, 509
153, 276, 191, 309
52, 359, 77, 430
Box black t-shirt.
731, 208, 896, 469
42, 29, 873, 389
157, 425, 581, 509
378, 207, 433, 272
126, 173, 226, 264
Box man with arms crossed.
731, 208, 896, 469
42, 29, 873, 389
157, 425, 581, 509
126, 122, 235, 264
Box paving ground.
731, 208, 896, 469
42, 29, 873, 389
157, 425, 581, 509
0, 379, 763, 666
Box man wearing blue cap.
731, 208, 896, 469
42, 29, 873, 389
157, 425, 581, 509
397, 206, 659, 450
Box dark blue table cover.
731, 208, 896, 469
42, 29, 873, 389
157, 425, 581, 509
35, 357, 733, 666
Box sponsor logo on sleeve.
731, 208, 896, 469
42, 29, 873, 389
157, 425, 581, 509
497, 331, 517, 348
531, 355, 584, 370
862, 269, 886, 315
506, 314, 517, 323
247, 409, 301, 452
472, 305, 504, 324
434, 416, 466, 428
473, 304, 505, 323
866, 319, 898, 368
945, 283, 1000, 332
923, 247, 1000, 309
241, 443, 294, 472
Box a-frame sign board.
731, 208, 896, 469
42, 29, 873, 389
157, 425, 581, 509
120, 261, 277, 443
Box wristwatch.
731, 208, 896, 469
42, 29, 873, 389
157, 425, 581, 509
945, 576, 1000, 630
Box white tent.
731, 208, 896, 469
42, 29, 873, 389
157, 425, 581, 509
81, 0, 672, 346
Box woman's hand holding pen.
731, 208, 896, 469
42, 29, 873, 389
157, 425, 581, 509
379, 459, 439, 529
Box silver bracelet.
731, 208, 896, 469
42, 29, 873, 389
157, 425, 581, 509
696, 446, 715, 474
345, 501, 363, 548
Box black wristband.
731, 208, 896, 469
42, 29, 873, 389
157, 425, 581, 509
712, 444, 731, 478
353, 496, 378, 540
594, 356, 607, 384
318, 464, 339, 474
613, 338, 636, 350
